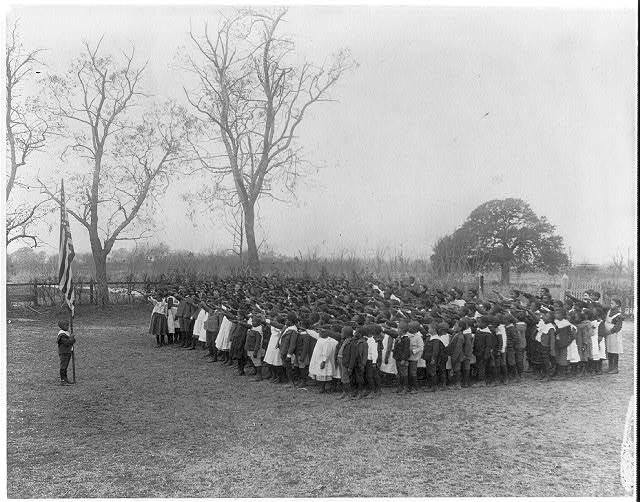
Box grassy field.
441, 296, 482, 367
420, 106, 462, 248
6, 305, 636, 497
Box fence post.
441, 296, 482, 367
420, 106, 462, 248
33, 281, 39, 307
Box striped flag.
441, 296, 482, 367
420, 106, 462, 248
58, 180, 75, 315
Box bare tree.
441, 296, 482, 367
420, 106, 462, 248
183, 8, 356, 273
5, 20, 53, 247
40, 39, 192, 304
610, 250, 625, 276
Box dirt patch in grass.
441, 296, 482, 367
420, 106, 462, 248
6, 308, 635, 497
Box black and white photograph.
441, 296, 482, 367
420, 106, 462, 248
2, 0, 637, 499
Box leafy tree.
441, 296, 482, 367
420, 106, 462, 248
431, 198, 569, 284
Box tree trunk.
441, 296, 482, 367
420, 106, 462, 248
243, 203, 260, 275
93, 252, 110, 305
500, 262, 511, 285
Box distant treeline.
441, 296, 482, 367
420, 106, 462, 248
6, 244, 634, 292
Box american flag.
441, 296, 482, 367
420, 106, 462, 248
58, 180, 75, 315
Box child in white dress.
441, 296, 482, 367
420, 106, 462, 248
308, 331, 339, 393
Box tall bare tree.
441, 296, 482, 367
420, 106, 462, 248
40, 39, 192, 304
183, 8, 356, 273
5, 21, 53, 247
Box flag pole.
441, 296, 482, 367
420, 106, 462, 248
69, 305, 76, 384
58, 178, 77, 384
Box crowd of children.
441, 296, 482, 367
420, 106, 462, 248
146, 278, 625, 398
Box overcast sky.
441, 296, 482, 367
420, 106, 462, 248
5, 4, 637, 264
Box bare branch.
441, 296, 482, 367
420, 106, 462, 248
184, 9, 355, 271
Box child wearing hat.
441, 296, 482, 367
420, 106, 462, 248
56, 319, 75, 385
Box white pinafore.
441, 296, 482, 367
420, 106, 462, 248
308, 336, 338, 382
263, 326, 283, 366
605, 310, 623, 354
215, 315, 233, 351
379, 334, 398, 375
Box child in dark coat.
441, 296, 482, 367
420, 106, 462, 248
430, 322, 449, 391
513, 312, 528, 379
461, 321, 475, 388
473, 317, 492, 386
350, 326, 370, 399
57, 320, 75, 385
448, 321, 465, 390
277, 312, 299, 387
391, 320, 410, 394
335, 326, 354, 399
575, 311, 592, 374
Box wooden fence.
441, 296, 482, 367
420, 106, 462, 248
6, 281, 163, 307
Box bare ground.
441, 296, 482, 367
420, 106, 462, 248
6, 305, 636, 497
